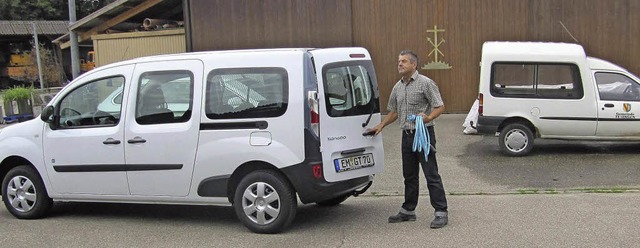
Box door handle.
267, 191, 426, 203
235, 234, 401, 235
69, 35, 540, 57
102, 138, 121, 145
604, 103, 615, 108
127, 137, 147, 144
341, 148, 366, 155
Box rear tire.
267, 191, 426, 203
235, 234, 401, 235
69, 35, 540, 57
233, 170, 297, 234
2, 166, 52, 219
316, 195, 350, 207
499, 123, 534, 156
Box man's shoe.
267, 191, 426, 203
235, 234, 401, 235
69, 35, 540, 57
430, 212, 448, 228
388, 212, 416, 223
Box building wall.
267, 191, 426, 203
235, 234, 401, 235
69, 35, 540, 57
189, 0, 640, 113
92, 29, 186, 67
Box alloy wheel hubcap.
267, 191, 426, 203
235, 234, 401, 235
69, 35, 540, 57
242, 182, 281, 225
7, 176, 37, 212
505, 129, 528, 152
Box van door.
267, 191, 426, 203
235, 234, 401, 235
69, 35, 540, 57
124, 59, 203, 196
43, 65, 133, 195
310, 48, 384, 182
594, 72, 640, 137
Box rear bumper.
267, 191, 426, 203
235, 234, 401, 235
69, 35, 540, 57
477, 115, 507, 134
282, 164, 372, 204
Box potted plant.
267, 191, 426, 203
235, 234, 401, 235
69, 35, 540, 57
2, 86, 34, 122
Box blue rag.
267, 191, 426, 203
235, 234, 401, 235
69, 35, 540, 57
407, 114, 431, 161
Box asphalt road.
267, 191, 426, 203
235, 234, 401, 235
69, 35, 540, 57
1, 114, 639, 247
370, 114, 640, 195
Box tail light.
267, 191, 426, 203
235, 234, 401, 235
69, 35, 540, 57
478, 93, 484, 116
312, 164, 323, 179
308, 91, 320, 136
310, 108, 319, 135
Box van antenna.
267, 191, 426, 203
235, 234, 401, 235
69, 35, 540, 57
558, 21, 580, 44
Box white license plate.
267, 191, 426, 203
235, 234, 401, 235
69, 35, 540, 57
333, 153, 375, 173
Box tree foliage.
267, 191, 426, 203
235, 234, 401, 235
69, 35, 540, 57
11, 42, 65, 88
0, 0, 117, 20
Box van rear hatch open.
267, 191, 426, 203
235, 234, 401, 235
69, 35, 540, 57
309, 48, 384, 182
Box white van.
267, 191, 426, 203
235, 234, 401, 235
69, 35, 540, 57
477, 41, 640, 156
0, 48, 384, 233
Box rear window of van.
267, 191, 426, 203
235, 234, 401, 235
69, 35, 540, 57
322, 61, 380, 117
205, 67, 288, 119
490, 62, 583, 99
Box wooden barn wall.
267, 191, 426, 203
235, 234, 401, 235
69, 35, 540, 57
189, 0, 352, 50
189, 0, 640, 113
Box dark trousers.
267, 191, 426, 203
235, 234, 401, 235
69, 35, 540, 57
401, 126, 448, 212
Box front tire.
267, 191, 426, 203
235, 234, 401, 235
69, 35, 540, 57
499, 123, 534, 156
2, 166, 52, 219
233, 170, 297, 234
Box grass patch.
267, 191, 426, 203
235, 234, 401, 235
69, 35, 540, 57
516, 189, 539, 194
577, 187, 629, 193
449, 192, 488, 196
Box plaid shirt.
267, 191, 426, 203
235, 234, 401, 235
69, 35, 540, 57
387, 70, 444, 129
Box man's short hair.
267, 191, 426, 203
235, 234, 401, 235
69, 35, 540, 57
399, 50, 419, 66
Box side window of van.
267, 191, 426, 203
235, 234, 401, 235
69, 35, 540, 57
135, 71, 194, 125
595, 72, 640, 101
322, 62, 379, 117
205, 68, 288, 119
58, 77, 124, 128
491, 63, 583, 99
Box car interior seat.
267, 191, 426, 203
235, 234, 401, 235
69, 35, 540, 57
137, 84, 175, 124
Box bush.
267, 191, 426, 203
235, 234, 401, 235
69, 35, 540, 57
3, 86, 34, 102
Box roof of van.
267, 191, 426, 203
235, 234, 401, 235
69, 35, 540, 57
482, 41, 586, 62
586, 57, 629, 72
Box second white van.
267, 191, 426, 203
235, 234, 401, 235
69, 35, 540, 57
477, 41, 640, 156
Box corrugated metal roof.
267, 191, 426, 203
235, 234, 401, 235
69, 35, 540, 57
0, 21, 69, 36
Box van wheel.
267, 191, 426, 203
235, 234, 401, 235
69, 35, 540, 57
2, 166, 52, 219
316, 195, 350, 207
499, 123, 534, 156
233, 170, 297, 234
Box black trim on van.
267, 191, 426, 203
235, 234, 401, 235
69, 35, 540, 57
196, 128, 373, 204
539, 117, 597, 121
200, 121, 268, 130
53, 164, 183, 172
477, 116, 507, 134
197, 175, 230, 197
541, 116, 640, 122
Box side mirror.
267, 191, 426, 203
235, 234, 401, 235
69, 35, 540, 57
40, 105, 55, 123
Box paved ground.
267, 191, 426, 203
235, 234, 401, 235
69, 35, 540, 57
1, 115, 640, 247
370, 114, 640, 196
1, 194, 638, 247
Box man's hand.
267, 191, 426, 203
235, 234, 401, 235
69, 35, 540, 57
366, 124, 384, 136
418, 112, 432, 123
365, 111, 398, 136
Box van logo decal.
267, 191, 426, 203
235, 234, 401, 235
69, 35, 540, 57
327, 136, 347, 141
623, 103, 631, 112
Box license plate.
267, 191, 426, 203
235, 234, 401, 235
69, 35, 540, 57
333, 153, 375, 173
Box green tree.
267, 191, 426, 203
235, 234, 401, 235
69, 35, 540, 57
0, 0, 118, 20
0, 0, 67, 20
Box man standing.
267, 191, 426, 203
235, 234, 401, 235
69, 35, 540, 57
368, 50, 448, 228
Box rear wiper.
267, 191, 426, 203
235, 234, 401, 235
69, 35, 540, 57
361, 102, 375, 127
